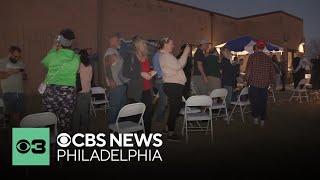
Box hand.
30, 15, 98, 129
184, 45, 191, 54
141, 72, 152, 80
5, 69, 20, 75
203, 76, 208, 84
149, 70, 157, 77
107, 79, 116, 89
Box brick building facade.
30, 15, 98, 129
0, 0, 304, 95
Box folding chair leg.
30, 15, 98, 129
299, 92, 302, 103
289, 92, 295, 102
240, 106, 245, 123
185, 119, 189, 144
229, 105, 236, 121
210, 120, 214, 143
90, 103, 96, 117
225, 107, 229, 124
306, 91, 310, 103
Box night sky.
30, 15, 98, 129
171, 0, 320, 41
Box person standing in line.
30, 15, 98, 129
0, 46, 26, 125
272, 55, 282, 89
204, 48, 221, 94
123, 37, 156, 134
159, 37, 190, 141
279, 55, 287, 91
104, 34, 128, 124
246, 40, 275, 127
192, 40, 210, 95
42, 28, 80, 133
72, 49, 92, 132
152, 47, 167, 123
220, 47, 237, 108
292, 53, 306, 88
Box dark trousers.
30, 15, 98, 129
72, 93, 91, 132
163, 83, 184, 132
141, 90, 153, 134
280, 73, 286, 90
248, 86, 268, 120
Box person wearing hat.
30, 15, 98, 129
192, 39, 211, 95
246, 40, 275, 127
42, 28, 80, 133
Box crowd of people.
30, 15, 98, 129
1, 28, 319, 141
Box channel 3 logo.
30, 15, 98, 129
12, 128, 50, 166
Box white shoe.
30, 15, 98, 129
253, 118, 259, 125
260, 120, 265, 127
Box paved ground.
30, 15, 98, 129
1, 91, 320, 178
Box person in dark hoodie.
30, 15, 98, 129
220, 47, 237, 108
42, 28, 80, 133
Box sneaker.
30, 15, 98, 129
253, 118, 259, 125
167, 134, 180, 142
260, 120, 265, 127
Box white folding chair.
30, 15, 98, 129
268, 86, 276, 103
229, 87, 250, 123
210, 88, 229, 123
20, 112, 58, 143
179, 96, 201, 115
90, 87, 109, 117
289, 79, 309, 103
109, 103, 146, 133
182, 95, 213, 143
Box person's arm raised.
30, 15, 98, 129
177, 45, 190, 69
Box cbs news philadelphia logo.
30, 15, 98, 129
12, 128, 50, 166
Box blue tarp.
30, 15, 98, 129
225, 36, 280, 52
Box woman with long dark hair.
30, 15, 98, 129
72, 49, 93, 132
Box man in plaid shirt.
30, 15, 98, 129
246, 40, 275, 127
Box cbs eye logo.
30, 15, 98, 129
12, 128, 50, 166
16, 139, 46, 154
57, 133, 71, 147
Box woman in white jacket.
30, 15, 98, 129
159, 37, 190, 141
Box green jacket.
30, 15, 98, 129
42, 48, 80, 87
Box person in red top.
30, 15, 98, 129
123, 38, 156, 134
246, 40, 275, 127
140, 59, 153, 90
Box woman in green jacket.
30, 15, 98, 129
42, 29, 80, 133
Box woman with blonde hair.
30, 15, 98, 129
123, 37, 156, 134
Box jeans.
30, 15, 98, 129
163, 83, 184, 132
73, 93, 91, 132
223, 85, 233, 108
248, 86, 268, 120
154, 79, 167, 121
107, 85, 127, 124
3, 92, 24, 113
